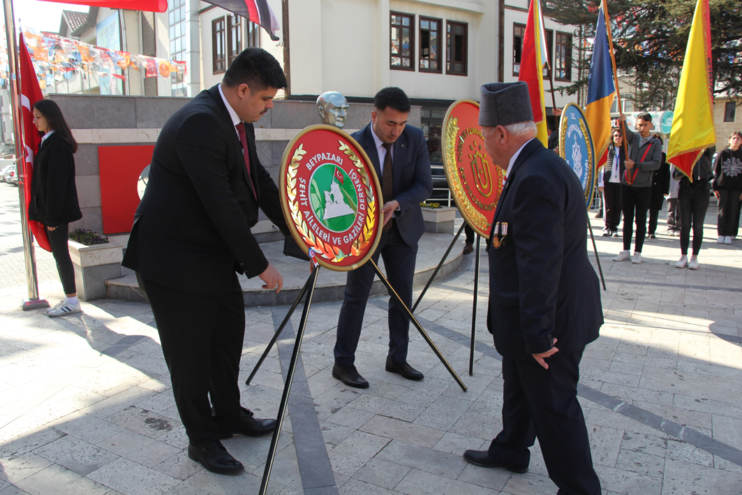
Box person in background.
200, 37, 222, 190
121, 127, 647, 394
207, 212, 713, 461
647, 135, 670, 239
666, 165, 682, 236
463, 223, 475, 254
613, 113, 663, 264
712, 131, 742, 245
674, 146, 714, 270
599, 128, 623, 237
28, 100, 83, 317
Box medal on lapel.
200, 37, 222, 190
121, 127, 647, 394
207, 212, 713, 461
492, 222, 508, 249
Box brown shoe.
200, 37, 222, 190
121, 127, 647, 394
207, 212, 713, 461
463, 242, 474, 255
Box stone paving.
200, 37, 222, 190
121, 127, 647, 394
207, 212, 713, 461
1, 193, 742, 494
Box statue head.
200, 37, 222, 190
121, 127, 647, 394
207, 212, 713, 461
317, 91, 349, 128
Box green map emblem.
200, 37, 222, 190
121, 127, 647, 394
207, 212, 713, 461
309, 164, 359, 232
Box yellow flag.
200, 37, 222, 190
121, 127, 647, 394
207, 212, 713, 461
667, 0, 716, 179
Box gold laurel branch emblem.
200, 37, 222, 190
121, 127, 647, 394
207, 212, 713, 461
286, 144, 338, 262
445, 117, 488, 233
339, 141, 376, 260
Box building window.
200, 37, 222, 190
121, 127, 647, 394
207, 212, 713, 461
543, 29, 553, 80
513, 23, 525, 76
555, 32, 572, 81
724, 102, 737, 122
227, 15, 242, 66
247, 20, 260, 47
213, 17, 226, 74
169, 0, 188, 96
446, 21, 468, 76
391, 12, 414, 70
419, 17, 442, 73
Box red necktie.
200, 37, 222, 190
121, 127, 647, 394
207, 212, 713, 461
236, 122, 257, 200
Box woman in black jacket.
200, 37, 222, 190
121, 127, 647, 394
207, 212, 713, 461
673, 146, 714, 270
712, 132, 742, 244
29, 100, 83, 317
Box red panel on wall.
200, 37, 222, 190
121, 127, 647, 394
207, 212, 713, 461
98, 145, 155, 234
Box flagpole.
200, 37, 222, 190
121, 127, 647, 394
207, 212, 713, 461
602, 0, 629, 158
3, 1, 49, 310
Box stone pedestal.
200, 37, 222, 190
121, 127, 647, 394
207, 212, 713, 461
421, 206, 456, 234
69, 240, 124, 300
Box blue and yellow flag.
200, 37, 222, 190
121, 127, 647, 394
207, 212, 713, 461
584, 5, 616, 170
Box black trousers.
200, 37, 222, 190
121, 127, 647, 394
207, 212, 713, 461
465, 223, 475, 244
138, 274, 244, 444
46, 224, 76, 295
717, 189, 741, 237
679, 182, 709, 256
334, 221, 417, 367
648, 207, 661, 236
488, 350, 601, 495
667, 198, 681, 232
602, 182, 622, 231
621, 186, 652, 252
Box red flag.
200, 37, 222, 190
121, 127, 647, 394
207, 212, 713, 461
19, 34, 51, 252
39, 0, 166, 12
334, 167, 344, 185
203, 0, 281, 41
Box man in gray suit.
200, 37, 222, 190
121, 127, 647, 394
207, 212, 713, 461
332, 87, 433, 388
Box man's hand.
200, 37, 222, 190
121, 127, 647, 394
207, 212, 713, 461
533, 338, 559, 369
599, 186, 604, 192
382, 200, 400, 227
619, 113, 626, 122
625, 158, 635, 170
259, 263, 283, 293
47, 226, 57, 231
553, 107, 562, 117
714, 191, 720, 200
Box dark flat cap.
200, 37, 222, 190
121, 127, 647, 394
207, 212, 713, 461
479, 82, 534, 127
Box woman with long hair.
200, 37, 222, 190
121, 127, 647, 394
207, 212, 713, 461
712, 131, 742, 245
28, 99, 83, 316
599, 128, 623, 237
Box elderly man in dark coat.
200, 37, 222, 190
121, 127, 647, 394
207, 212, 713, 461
463, 82, 603, 495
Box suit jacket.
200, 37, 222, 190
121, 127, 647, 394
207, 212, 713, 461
122, 84, 289, 295
351, 124, 432, 246
487, 139, 602, 358
28, 132, 82, 227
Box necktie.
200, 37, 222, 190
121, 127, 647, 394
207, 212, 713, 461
382, 142, 394, 232
236, 122, 257, 200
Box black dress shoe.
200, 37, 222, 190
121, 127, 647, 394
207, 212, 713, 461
188, 440, 244, 475
463, 242, 474, 255
463, 450, 528, 473
385, 357, 424, 381
332, 364, 369, 388
217, 407, 276, 438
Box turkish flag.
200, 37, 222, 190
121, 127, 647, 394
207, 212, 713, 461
19, 33, 51, 252
39, 0, 167, 12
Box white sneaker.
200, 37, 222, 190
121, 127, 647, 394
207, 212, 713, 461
724, 236, 733, 245
718, 236, 725, 244
675, 256, 688, 268
688, 256, 699, 270
632, 252, 642, 264
613, 250, 630, 262
47, 299, 81, 317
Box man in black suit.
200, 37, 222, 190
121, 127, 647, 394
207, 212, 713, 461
122, 48, 291, 475
332, 87, 433, 388
463, 82, 602, 494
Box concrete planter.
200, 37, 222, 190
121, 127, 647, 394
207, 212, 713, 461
68, 239, 124, 301
421, 206, 456, 234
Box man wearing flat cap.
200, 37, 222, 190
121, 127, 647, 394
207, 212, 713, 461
463, 82, 602, 494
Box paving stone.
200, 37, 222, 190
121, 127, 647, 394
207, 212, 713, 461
587, 425, 624, 467
339, 479, 402, 494
33, 434, 119, 475
97, 430, 180, 468
593, 464, 662, 495
615, 449, 666, 478
15, 464, 111, 495
432, 431, 487, 456
712, 414, 742, 451
619, 431, 668, 458
375, 440, 467, 480
394, 468, 500, 495
359, 416, 444, 448
352, 458, 410, 490
455, 463, 512, 491
661, 458, 742, 494
326, 407, 375, 430
328, 431, 390, 477
88, 457, 181, 495
666, 438, 714, 467
411, 394, 472, 431
500, 471, 557, 495
0, 453, 52, 485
